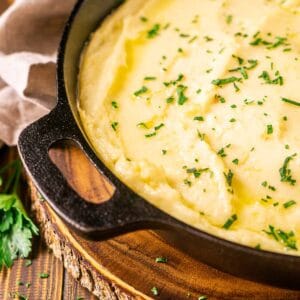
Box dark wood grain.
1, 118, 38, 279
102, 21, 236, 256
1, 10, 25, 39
28, 142, 300, 299
0, 147, 97, 300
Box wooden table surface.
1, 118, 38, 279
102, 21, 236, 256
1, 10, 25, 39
0, 2, 95, 299
0, 147, 97, 300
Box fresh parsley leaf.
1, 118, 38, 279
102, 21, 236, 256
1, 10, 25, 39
0, 160, 38, 270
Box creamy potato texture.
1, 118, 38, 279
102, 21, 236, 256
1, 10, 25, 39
78, 0, 300, 255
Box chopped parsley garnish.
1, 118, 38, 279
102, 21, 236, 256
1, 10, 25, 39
198, 296, 208, 300
166, 97, 175, 103
259, 70, 283, 85
226, 15, 233, 24
186, 167, 211, 178
184, 179, 192, 186
215, 94, 226, 103
111, 122, 118, 131
147, 24, 160, 38
155, 257, 167, 263
267, 124, 273, 134
111, 101, 118, 109
224, 169, 234, 186
134, 86, 148, 96
281, 97, 300, 107
137, 122, 149, 129
250, 33, 289, 50
264, 225, 297, 250
223, 214, 238, 229
279, 154, 297, 185
144, 76, 157, 81
197, 130, 206, 140
204, 36, 213, 42
162, 149, 167, 155
145, 123, 164, 138
189, 35, 198, 43
229, 59, 258, 80
217, 144, 231, 157
212, 77, 242, 87
163, 73, 184, 87
283, 200, 297, 209
177, 85, 188, 105
140, 16, 148, 22
194, 116, 204, 121
232, 159, 239, 165
145, 132, 156, 138
154, 123, 165, 131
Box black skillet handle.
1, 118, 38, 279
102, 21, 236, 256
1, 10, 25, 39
18, 102, 172, 239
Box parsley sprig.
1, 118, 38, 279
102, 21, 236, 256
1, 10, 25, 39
0, 160, 38, 269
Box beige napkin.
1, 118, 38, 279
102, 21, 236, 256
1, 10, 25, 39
0, 0, 76, 145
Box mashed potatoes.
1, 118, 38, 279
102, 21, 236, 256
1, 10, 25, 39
78, 0, 300, 255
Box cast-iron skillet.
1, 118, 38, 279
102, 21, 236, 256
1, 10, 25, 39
18, 0, 300, 289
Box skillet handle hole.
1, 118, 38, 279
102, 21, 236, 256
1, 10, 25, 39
49, 139, 115, 204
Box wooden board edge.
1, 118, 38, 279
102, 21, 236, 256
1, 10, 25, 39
28, 178, 149, 300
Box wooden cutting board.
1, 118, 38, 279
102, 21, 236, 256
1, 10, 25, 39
28, 141, 300, 299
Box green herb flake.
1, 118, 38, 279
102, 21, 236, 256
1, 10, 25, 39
134, 86, 148, 96
194, 116, 204, 122
222, 214, 238, 230
215, 94, 226, 103
177, 85, 188, 105
154, 123, 165, 131
204, 36, 213, 42
198, 296, 208, 300
264, 225, 297, 250
212, 77, 242, 87
232, 159, 239, 165
186, 168, 211, 179
281, 97, 300, 107
147, 24, 160, 38
140, 16, 148, 22
111, 101, 118, 109
111, 122, 119, 131
166, 97, 174, 103
259, 70, 283, 85
155, 257, 168, 263
224, 169, 234, 186
145, 132, 157, 138
144, 76, 157, 81
226, 15, 233, 24
267, 124, 273, 134
283, 200, 297, 209
151, 286, 159, 296
39, 273, 49, 279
